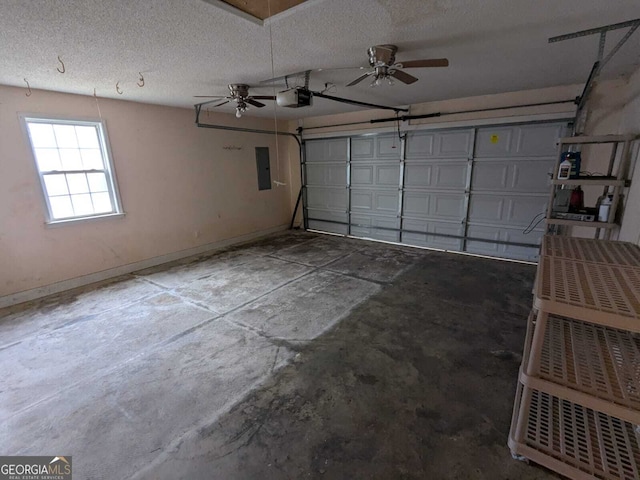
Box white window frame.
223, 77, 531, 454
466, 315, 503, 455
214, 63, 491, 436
21, 115, 124, 225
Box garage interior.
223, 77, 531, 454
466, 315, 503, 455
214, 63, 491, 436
1, 1, 640, 479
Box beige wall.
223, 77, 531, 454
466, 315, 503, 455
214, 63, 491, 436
0, 85, 297, 298
617, 66, 640, 244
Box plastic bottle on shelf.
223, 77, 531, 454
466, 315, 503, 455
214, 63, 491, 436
557, 158, 572, 180
569, 186, 584, 212
598, 195, 613, 222
567, 152, 582, 179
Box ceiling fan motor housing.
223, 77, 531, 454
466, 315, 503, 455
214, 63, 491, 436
368, 44, 398, 67
228, 84, 251, 98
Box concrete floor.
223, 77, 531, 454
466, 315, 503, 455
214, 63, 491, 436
0, 231, 558, 479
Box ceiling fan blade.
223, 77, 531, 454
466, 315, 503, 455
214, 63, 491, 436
398, 58, 449, 68
318, 66, 368, 72
346, 71, 374, 86
193, 95, 227, 98
210, 99, 231, 108
390, 69, 419, 84
251, 95, 277, 100
246, 99, 266, 108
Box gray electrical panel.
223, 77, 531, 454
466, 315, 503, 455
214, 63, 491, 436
255, 147, 271, 191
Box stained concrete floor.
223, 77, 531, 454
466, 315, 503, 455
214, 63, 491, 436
0, 231, 558, 479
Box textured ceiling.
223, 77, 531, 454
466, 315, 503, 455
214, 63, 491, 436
1, 0, 639, 119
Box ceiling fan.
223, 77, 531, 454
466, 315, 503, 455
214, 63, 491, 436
194, 84, 275, 117
260, 44, 449, 89
346, 44, 449, 87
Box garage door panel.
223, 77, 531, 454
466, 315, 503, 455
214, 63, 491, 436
471, 161, 510, 190
515, 123, 566, 156
306, 163, 347, 186
306, 186, 347, 210
351, 189, 399, 215
404, 164, 432, 187
512, 160, 554, 191
403, 192, 430, 217
468, 194, 547, 227
351, 135, 400, 161
351, 165, 374, 185
406, 132, 434, 158
403, 192, 465, 220
437, 130, 474, 157
351, 137, 375, 159
468, 195, 503, 222
508, 196, 548, 226
406, 129, 473, 159
402, 218, 463, 249
351, 164, 400, 187
476, 124, 563, 158
435, 163, 468, 189
475, 128, 514, 157
472, 159, 554, 193
434, 195, 466, 219
405, 161, 467, 189
377, 165, 401, 185
306, 138, 348, 162
377, 136, 402, 158
351, 214, 400, 242
307, 209, 348, 235
465, 225, 541, 261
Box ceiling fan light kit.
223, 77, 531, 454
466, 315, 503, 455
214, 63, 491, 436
193, 83, 277, 118
346, 44, 449, 87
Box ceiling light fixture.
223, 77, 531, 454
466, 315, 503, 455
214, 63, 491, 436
235, 99, 248, 118
368, 65, 398, 87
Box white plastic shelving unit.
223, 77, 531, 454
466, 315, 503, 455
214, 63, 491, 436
509, 235, 640, 479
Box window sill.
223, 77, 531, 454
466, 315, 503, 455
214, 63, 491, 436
45, 212, 126, 228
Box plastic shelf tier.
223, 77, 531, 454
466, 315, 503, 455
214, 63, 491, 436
539, 314, 640, 411
542, 236, 640, 267
510, 383, 640, 480
534, 256, 640, 332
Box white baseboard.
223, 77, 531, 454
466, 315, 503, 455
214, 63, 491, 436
0, 224, 289, 309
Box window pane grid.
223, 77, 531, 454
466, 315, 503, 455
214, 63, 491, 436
25, 118, 120, 222
39, 169, 107, 175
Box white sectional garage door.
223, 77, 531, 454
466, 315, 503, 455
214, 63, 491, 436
303, 121, 568, 261
401, 129, 474, 251
305, 138, 350, 235
350, 135, 402, 243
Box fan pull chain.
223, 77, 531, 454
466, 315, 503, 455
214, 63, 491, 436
267, 0, 285, 187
